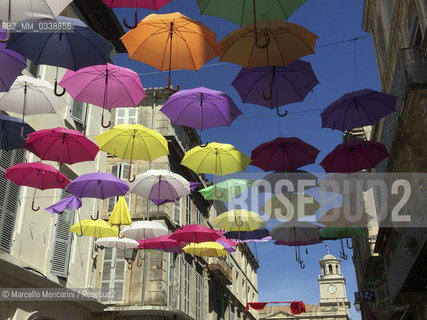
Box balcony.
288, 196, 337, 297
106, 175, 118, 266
209, 258, 232, 286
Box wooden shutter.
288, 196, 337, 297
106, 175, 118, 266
50, 190, 74, 277
100, 248, 126, 303
107, 164, 131, 214
70, 100, 86, 124
168, 253, 175, 307
0, 149, 25, 252
173, 198, 181, 224
115, 108, 138, 125
184, 262, 190, 313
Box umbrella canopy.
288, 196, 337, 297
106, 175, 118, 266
70, 219, 118, 238
25, 127, 99, 165
321, 89, 397, 132
95, 124, 169, 180
319, 172, 370, 194
108, 196, 132, 227
251, 137, 320, 172
270, 220, 320, 242
183, 241, 229, 258
274, 238, 322, 246
120, 12, 218, 91
60, 64, 146, 127
232, 61, 319, 112
95, 237, 139, 249
224, 227, 271, 242
160, 87, 242, 138
121, 221, 168, 240
150, 181, 201, 206
45, 195, 82, 214
170, 224, 221, 244
319, 140, 389, 173
199, 179, 252, 202
0, 0, 73, 22
0, 32, 26, 92
137, 234, 182, 250
0, 114, 34, 150
7, 17, 114, 72
129, 169, 190, 200
255, 170, 318, 193
261, 193, 320, 220
319, 226, 366, 240
318, 207, 371, 228
214, 210, 265, 231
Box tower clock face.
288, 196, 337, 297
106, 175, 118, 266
328, 285, 337, 294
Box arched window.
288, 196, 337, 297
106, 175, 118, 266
328, 264, 333, 274
336, 265, 340, 274
322, 266, 326, 275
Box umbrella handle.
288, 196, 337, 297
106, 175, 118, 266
20, 126, 29, 140
234, 215, 244, 228
56, 171, 66, 184
262, 66, 272, 101
91, 210, 99, 220
136, 253, 143, 267
31, 200, 40, 211
252, 0, 270, 49
54, 80, 66, 97
200, 142, 209, 148
76, 210, 84, 237
299, 260, 305, 269
101, 113, 111, 128
168, 74, 180, 93
127, 262, 133, 270
339, 239, 348, 260
156, 260, 163, 269
203, 267, 210, 279
123, 10, 138, 29
214, 185, 224, 199
238, 243, 246, 252
346, 237, 353, 249
0, 29, 10, 42
127, 164, 136, 182
276, 106, 288, 118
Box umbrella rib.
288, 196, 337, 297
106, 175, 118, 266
203, 95, 233, 126
33, 34, 54, 65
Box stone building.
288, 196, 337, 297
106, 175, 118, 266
351, 0, 427, 319
258, 253, 350, 320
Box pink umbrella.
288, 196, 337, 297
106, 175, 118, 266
59, 63, 146, 128
4, 162, 70, 211
137, 234, 182, 250
320, 140, 389, 173
170, 224, 221, 244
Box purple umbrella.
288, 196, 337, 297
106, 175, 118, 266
321, 89, 397, 132
250, 137, 320, 172
160, 87, 242, 145
45, 195, 82, 214
232, 60, 319, 117
320, 140, 389, 173
0, 30, 26, 92
66, 172, 130, 219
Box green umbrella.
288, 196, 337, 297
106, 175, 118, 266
199, 179, 253, 202
319, 227, 366, 260
197, 0, 307, 48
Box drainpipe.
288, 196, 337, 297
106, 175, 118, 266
141, 90, 157, 305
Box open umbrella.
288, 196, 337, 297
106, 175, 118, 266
319, 172, 371, 194
255, 170, 318, 194
0, 76, 67, 139
7, 16, 114, 96
137, 234, 182, 251
170, 224, 221, 244
150, 181, 201, 207
102, 0, 173, 29
160, 87, 242, 145
121, 12, 218, 92
251, 137, 320, 172
232, 61, 318, 117
319, 227, 366, 260
321, 89, 397, 133
199, 179, 252, 202
181, 142, 251, 198
121, 221, 168, 240
0, 31, 26, 91
183, 241, 229, 258
108, 196, 132, 237
319, 140, 389, 173
224, 227, 271, 242
45, 194, 82, 214
70, 219, 118, 238
5, 162, 70, 211
214, 209, 265, 231
60, 63, 146, 127
261, 193, 320, 221
95, 124, 168, 180
95, 237, 139, 249
66, 172, 130, 220
0, 115, 34, 150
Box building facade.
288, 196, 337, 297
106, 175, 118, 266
258, 253, 350, 320
352, 0, 427, 319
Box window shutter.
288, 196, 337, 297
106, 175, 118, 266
173, 198, 181, 224
70, 100, 86, 123
26, 59, 39, 77
115, 108, 138, 125
50, 190, 74, 277
168, 253, 175, 307
115, 109, 126, 125
108, 164, 131, 214
184, 262, 190, 313
100, 248, 126, 303
0, 149, 25, 252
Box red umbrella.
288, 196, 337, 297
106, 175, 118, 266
137, 234, 182, 250
250, 137, 320, 172
4, 162, 70, 211
169, 224, 221, 243
320, 140, 389, 173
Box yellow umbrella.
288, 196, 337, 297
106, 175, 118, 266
181, 142, 251, 198
183, 241, 229, 258
214, 209, 265, 231
261, 193, 320, 220
95, 124, 169, 182
70, 219, 118, 238
108, 196, 132, 237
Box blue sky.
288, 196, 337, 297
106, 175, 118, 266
113, 1, 380, 319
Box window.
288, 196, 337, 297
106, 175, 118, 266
50, 190, 74, 277
70, 99, 87, 133
329, 264, 333, 274
184, 261, 190, 314
115, 108, 138, 125
0, 149, 25, 252
186, 196, 191, 225
196, 272, 202, 320
168, 253, 175, 307
26, 59, 39, 77
177, 254, 182, 309
100, 248, 126, 303
196, 210, 201, 225
173, 198, 182, 225
108, 164, 131, 214
229, 304, 235, 320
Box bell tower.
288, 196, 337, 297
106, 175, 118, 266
318, 248, 351, 308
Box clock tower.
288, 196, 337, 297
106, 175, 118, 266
318, 250, 351, 308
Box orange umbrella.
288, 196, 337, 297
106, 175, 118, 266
121, 12, 218, 92
217, 20, 317, 115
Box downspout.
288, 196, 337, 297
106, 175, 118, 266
141, 90, 157, 305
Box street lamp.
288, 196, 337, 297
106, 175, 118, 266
125, 248, 137, 265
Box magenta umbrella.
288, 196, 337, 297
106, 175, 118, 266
170, 224, 221, 244
4, 162, 70, 211
320, 140, 389, 173
137, 234, 182, 250
101, 0, 173, 29
59, 63, 146, 128
251, 137, 320, 172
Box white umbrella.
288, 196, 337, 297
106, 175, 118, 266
0, 0, 72, 22
0, 76, 67, 138
121, 221, 168, 240
129, 169, 190, 200
95, 237, 139, 249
